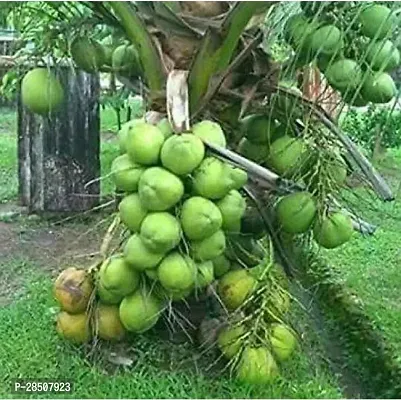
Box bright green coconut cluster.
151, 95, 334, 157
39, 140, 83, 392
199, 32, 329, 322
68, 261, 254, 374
101, 118, 251, 332
284, 3, 399, 106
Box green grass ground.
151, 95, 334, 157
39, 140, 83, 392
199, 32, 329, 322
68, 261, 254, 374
0, 107, 341, 398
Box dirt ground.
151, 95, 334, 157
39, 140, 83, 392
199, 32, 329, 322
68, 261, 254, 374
0, 202, 117, 305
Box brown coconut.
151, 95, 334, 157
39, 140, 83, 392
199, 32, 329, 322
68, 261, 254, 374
53, 267, 93, 314
56, 311, 91, 344
180, 2, 227, 18
95, 304, 126, 341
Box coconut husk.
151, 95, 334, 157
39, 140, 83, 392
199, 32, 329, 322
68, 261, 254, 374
161, 34, 200, 69
179, 1, 228, 18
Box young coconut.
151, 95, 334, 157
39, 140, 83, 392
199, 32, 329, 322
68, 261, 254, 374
276, 192, 317, 234
112, 44, 141, 77
236, 347, 279, 385
217, 324, 246, 359
158, 252, 197, 293
195, 261, 215, 289
216, 190, 247, 233
95, 304, 126, 341
21, 68, 64, 115
180, 196, 223, 241
160, 134, 205, 176
325, 59, 363, 93
313, 212, 354, 249
123, 234, 165, 271
139, 212, 181, 253
359, 4, 395, 39
119, 288, 163, 333
97, 282, 124, 305
118, 118, 145, 154
56, 311, 91, 344
225, 164, 248, 190
192, 157, 232, 199
268, 323, 297, 362
217, 269, 256, 311
365, 40, 400, 72
99, 256, 140, 298
118, 193, 148, 233
138, 167, 184, 211
125, 123, 165, 165
191, 230, 226, 262
308, 25, 343, 57
241, 114, 281, 145
111, 154, 146, 193
192, 120, 227, 147
212, 254, 231, 278
70, 36, 105, 73
267, 136, 308, 176
361, 72, 397, 104
54, 267, 93, 314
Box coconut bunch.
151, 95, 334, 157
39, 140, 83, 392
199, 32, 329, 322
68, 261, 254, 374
236, 110, 354, 250
70, 35, 141, 79
212, 258, 297, 385
284, 2, 399, 106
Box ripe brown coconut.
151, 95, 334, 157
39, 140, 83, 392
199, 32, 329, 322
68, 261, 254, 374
179, 2, 228, 18
53, 267, 93, 314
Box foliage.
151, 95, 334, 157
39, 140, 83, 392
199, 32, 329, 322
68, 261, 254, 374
341, 104, 401, 153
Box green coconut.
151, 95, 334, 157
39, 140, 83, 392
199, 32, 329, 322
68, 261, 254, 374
112, 44, 141, 76
123, 234, 164, 270
366, 40, 400, 72
236, 347, 279, 385
191, 230, 226, 261
268, 136, 308, 176
138, 167, 184, 211
212, 254, 231, 278
216, 190, 247, 233
217, 269, 256, 310
237, 138, 270, 164
359, 4, 395, 39
157, 118, 174, 139
140, 212, 181, 253
180, 196, 222, 240
158, 252, 197, 292
125, 122, 165, 166
95, 304, 126, 341
325, 59, 363, 92
195, 261, 215, 289
269, 323, 297, 362
276, 192, 317, 234
161, 134, 205, 175
111, 154, 145, 193
119, 288, 162, 333
225, 235, 265, 267
283, 14, 310, 47
164, 286, 193, 302
225, 164, 248, 190
316, 53, 339, 73
361, 72, 396, 104
192, 157, 232, 199
118, 193, 148, 233
97, 282, 124, 305
217, 325, 246, 358
57, 312, 91, 344
327, 155, 348, 185
241, 115, 280, 145
313, 212, 354, 249
70, 37, 105, 73
99, 256, 140, 298
118, 118, 145, 154
308, 25, 343, 56
192, 120, 227, 147
21, 68, 64, 115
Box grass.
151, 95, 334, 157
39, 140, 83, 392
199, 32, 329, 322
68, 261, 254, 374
322, 149, 401, 359
0, 260, 341, 399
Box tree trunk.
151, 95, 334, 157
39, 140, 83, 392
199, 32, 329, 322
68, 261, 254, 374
18, 67, 100, 214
